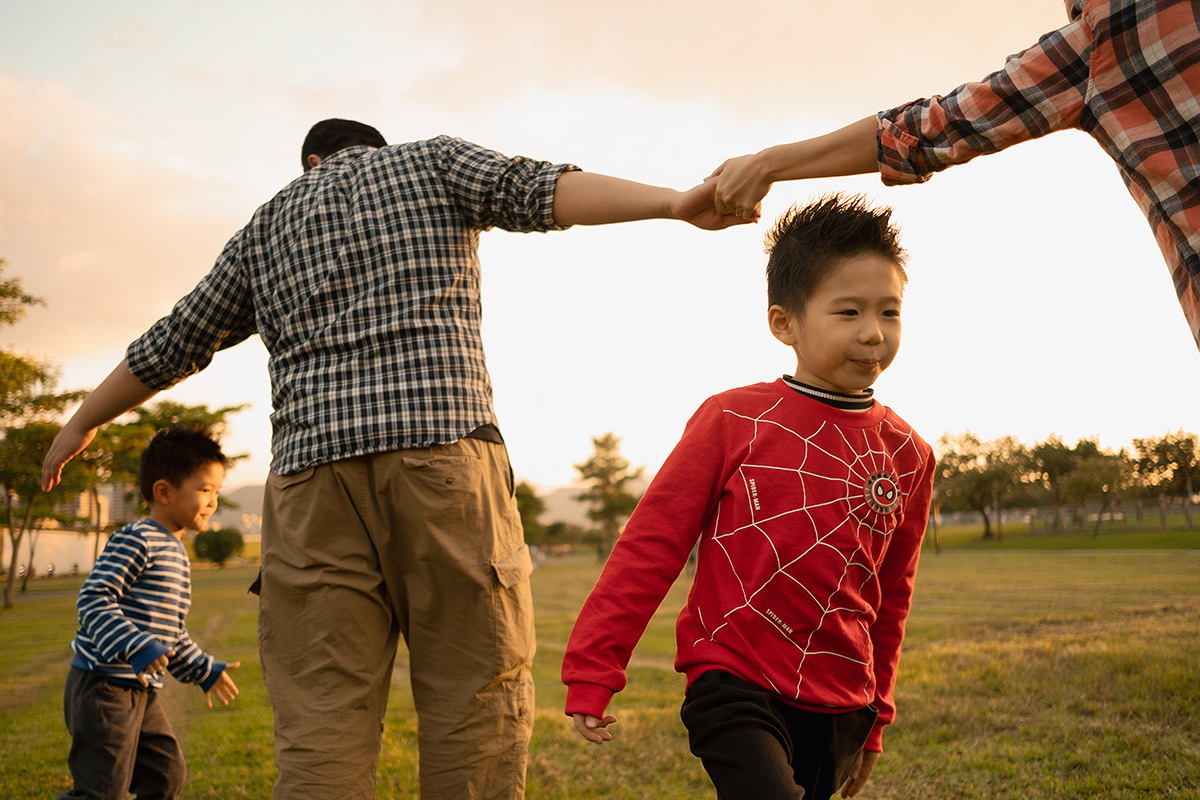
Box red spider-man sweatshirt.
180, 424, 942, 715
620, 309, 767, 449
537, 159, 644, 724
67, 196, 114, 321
562, 379, 935, 751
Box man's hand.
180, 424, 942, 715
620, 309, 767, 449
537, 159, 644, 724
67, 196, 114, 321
205, 662, 241, 708
40, 358, 159, 491
707, 153, 770, 222
42, 422, 98, 492
841, 750, 879, 798
572, 713, 618, 744
671, 181, 756, 229
137, 650, 175, 687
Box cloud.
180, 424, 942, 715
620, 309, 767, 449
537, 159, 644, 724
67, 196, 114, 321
0, 69, 250, 361
405, 0, 1069, 119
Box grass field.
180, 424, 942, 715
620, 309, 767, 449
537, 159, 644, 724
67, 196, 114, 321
2, 532, 1198, 799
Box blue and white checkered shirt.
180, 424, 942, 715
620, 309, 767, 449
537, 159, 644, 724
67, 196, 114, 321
127, 137, 577, 475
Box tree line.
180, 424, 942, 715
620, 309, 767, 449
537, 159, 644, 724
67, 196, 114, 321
0, 262, 246, 608
935, 429, 1198, 540
518, 424, 1200, 561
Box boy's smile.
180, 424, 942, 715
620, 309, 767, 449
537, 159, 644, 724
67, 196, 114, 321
151, 460, 225, 535
768, 253, 903, 394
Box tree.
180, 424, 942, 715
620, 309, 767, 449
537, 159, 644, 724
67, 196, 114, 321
1030, 435, 1078, 531
70, 401, 249, 550
514, 481, 546, 546
1131, 430, 1199, 527
0, 262, 65, 425
2, 422, 87, 604
934, 432, 1032, 539
0, 264, 87, 607
574, 433, 643, 561
542, 520, 588, 548
193, 527, 244, 567
128, 401, 248, 441
1058, 441, 1132, 534
0, 259, 44, 327
76, 422, 147, 566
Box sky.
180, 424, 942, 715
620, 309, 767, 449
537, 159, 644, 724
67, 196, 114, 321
4, 0, 1200, 493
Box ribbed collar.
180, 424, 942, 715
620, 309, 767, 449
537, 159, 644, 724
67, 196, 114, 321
781, 375, 875, 412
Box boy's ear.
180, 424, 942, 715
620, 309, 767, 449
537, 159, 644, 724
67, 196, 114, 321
151, 478, 174, 506
768, 304, 799, 346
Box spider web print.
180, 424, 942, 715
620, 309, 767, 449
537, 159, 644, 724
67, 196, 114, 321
693, 396, 924, 703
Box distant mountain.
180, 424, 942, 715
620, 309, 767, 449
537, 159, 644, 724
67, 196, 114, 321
539, 478, 649, 527
213, 484, 265, 532
212, 478, 649, 533
541, 485, 591, 527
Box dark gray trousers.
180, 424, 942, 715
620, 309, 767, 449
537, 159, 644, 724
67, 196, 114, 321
57, 666, 186, 800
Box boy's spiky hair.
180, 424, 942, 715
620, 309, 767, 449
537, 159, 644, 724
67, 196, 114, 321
139, 426, 228, 504
765, 193, 908, 313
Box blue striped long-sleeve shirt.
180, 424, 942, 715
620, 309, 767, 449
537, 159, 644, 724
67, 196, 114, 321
69, 519, 225, 692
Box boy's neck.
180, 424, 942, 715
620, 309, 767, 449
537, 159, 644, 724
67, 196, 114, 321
147, 510, 186, 539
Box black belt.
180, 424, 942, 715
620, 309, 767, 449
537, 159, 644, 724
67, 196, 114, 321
463, 423, 504, 445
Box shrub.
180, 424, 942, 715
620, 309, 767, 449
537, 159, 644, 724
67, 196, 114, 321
193, 527, 244, 567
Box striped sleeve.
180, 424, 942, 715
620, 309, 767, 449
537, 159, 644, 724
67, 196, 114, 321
75, 526, 163, 665
70, 520, 216, 689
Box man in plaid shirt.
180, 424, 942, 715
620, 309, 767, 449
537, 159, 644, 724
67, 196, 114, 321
42, 118, 746, 800
709, 0, 1200, 349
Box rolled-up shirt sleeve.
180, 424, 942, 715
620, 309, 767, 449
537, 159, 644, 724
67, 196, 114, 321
126, 229, 259, 390
877, 16, 1092, 186
436, 136, 579, 233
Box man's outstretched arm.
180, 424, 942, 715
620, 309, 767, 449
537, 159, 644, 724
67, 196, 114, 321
552, 171, 751, 230
42, 359, 158, 491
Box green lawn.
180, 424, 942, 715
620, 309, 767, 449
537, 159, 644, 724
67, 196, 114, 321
2, 543, 1198, 798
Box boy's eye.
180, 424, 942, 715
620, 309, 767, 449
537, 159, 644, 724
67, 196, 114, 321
837, 309, 858, 316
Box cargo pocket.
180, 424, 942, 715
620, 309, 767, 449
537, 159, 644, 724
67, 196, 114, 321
491, 544, 535, 672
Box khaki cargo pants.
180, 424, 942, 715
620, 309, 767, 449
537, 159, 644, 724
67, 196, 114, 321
258, 438, 535, 800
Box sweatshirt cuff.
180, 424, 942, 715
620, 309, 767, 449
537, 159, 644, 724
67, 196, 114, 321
129, 640, 171, 674
564, 682, 615, 718
199, 662, 227, 693
866, 721, 884, 753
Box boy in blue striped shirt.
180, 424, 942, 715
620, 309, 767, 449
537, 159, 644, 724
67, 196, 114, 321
59, 427, 240, 800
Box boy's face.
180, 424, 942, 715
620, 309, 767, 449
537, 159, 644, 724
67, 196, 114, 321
152, 460, 225, 535
768, 253, 903, 394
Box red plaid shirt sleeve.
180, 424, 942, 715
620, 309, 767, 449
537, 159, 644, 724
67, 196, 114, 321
876, 0, 1200, 348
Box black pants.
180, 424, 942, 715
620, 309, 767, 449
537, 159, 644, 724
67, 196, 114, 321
57, 666, 186, 800
680, 671, 877, 800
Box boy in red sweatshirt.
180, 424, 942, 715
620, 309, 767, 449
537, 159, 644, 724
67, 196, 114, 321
562, 193, 935, 799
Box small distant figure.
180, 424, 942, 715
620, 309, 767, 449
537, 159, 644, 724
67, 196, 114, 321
562, 195, 936, 799
70, 563, 79, 576
56, 427, 241, 800
46, 563, 55, 578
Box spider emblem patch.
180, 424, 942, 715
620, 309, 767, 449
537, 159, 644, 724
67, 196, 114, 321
864, 471, 901, 514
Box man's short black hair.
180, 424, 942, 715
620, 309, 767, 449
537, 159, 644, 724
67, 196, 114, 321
765, 193, 908, 314
139, 426, 228, 504
300, 119, 387, 168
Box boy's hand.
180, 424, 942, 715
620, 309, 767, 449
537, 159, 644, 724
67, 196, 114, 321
840, 750, 878, 798
670, 181, 755, 230
205, 662, 241, 708
137, 650, 175, 687
572, 713, 618, 744
707, 153, 770, 221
